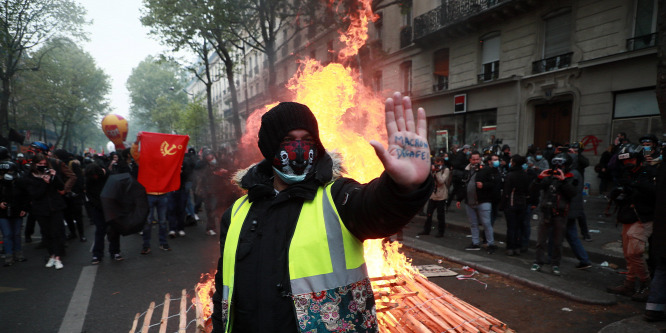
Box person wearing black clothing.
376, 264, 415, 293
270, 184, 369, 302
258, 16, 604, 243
607, 144, 657, 301
502, 155, 530, 256
0, 160, 27, 266
55, 149, 87, 242
211, 95, 433, 332
530, 153, 579, 276
87, 163, 124, 264
18, 153, 67, 270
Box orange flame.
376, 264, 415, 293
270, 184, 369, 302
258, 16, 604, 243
195, 0, 418, 326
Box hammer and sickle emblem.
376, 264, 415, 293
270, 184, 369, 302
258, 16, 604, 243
160, 141, 178, 156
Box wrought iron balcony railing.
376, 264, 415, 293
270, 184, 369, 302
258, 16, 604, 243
532, 52, 573, 74
626, 33, 657, 51
477, 70, 499, 82
433, 76, 449, 91
414, 0, 506, 40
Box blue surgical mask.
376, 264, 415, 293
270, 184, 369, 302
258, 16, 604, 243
444, 157, 449, 161
644, 146, 652, 152
492, 160, 500, 168
273, 167, 307, 184
522, 163, 528, 171
536, 155, 543, 160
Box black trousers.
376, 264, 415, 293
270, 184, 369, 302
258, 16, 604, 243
422, 199, 446, 235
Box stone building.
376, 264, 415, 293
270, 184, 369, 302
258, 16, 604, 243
372, 0, 659, 191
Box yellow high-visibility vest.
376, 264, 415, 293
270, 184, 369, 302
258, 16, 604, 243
220, 183, 375, 332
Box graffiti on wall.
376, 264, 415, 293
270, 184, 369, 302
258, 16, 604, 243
581, 135, 602, 155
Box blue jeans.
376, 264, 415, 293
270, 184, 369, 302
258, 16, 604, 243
647, 259, 666, 311
0, 217, 23, 255
143, 194, 168, 248
465, 202, 494, 246
565, 218, 590, 264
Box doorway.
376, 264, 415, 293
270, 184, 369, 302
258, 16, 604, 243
533, 101, 572, 148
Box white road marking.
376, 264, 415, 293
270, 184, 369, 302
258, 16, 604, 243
58, 265, 98, 333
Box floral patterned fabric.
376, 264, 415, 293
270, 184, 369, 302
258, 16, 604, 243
294, 278, 378, 332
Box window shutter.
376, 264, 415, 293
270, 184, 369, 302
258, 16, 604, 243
545, 13, 571, 58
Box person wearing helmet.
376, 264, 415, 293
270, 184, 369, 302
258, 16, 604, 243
607, 143, 657, 302
639, 134, 661, 166
0, 160, 27, 266
530, 153, 578, 276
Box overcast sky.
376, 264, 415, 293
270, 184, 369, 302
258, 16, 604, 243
79, 0, 167, 119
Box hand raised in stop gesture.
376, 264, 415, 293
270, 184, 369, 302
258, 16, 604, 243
370, 92, 431, 192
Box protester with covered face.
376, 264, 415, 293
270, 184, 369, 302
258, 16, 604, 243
17, 153, 67, 269
530, 153, 578, 276
607, 143, 657, 302
211, 93, 433, 332
0, 157, 27, 266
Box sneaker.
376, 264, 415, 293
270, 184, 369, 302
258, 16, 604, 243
583, 236, 592, 242
194, 214, 200, 221
644, 310, 666, 322
141, 247, 151, 255
465, 243, 481, 251
113, 254, 124, 261
576, 262, 592, 270
15, 253, 26, 262
45, 257, 56, 268
91, 257, 101, 265
487, 245, 498, 254
4, 258, 14, 266
530, 263, 541, 272
54, 259, 63, 270
206, 230, 217, 236
79, 236, 87, 242
168, 230, 177, 238
178, 230, 186, 237
552, 266, 561, 276
159, 244, 171, 251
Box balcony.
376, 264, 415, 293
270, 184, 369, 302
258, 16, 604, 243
400, 26, 413, 49
532, 52, 573, 74
414, 0, 508, 41
626, 33, 657, 51
477, 70, 499, 82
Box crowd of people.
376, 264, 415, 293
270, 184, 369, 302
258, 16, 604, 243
419, 131, 665, 321
0, 141, 237, 269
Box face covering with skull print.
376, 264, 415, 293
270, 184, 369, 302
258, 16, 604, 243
272, 139, 318, 184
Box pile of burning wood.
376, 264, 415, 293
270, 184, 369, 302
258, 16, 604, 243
130, 273, 513, 333
372, 274, 514, 333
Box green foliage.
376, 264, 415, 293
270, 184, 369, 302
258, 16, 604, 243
126, 56, 189, 132
13, 38, 111, 150
176, 102, 209, 148
0, 0, 89, 135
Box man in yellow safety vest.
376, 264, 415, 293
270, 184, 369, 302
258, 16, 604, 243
211, 92, 433, 332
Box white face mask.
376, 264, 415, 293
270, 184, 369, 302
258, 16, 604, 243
273, 167, 308, 184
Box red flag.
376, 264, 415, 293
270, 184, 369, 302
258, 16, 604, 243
137, 132, 190, 193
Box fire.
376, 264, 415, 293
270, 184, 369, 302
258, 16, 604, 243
196, 0, 417, 325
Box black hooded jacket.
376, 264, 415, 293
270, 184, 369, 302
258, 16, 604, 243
211, 152, 433, 333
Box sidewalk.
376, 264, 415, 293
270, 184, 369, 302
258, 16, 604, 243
397, 194, 666, 332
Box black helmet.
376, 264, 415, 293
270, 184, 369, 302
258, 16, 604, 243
639, 134, 658, 145
0, 146, 9, 160
551, 153, 572, 168
30, 141, 50, 154
617, 143, 644, 163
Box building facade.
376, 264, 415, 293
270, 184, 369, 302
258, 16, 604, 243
370, 0, 659, 192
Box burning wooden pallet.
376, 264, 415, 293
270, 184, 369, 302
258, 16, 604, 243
130, 274, 513, 333
372, 274, 514, 333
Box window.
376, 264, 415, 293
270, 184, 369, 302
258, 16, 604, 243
433, 48, 449, 91
400, 61, 412, 96
611, 88, 661, 145
427, 109, 498, 154
373, 71, 382, 93
400, 4, 413, 48
544, 10, 571, 59
628, 0, 657, 50
374, 12, 383, 40
533, 10, 573, 73
479, 34, 499, 81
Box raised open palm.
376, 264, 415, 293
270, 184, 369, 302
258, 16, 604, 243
370, 92, 431, 191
